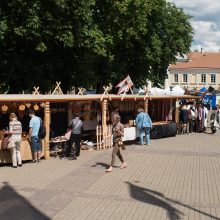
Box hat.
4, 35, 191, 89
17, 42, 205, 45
28, 109, 35, 114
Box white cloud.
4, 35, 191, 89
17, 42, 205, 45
169, 0, 220, 52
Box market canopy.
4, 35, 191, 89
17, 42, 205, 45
199, 87, 208, 93
151, 85, 185, 96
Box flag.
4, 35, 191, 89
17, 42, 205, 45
116, 75, 134, 95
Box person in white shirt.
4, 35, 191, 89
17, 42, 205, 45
203, 106, 209, 131
8, 113, 22, 168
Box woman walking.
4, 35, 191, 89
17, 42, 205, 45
7, 113, 22, 168
106, 115, 126, 172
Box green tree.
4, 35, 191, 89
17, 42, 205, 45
0, 0, 98, 93
92, 0, 193, 88
0, 0, 193, 93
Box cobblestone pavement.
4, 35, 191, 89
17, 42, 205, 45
1, 131, 220, 220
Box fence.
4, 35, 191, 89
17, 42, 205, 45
96, 125, 113, 150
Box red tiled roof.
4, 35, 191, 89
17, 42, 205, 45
170, 52, 220, 69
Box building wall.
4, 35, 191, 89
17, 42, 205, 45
168, 69, 220, 90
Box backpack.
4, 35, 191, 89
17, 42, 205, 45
38, 119, 46, 139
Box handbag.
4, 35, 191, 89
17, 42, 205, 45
117, 138, 126, 150
1, 136, 11, 151
64, 130, 71, 140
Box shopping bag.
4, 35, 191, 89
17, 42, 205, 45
64, 130, 71, 140
1, 137, 10, 151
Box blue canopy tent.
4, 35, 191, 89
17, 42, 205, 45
199, 87, 208, 93
199, 87, 216, 108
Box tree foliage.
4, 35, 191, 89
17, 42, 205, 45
0, 0, 193, 93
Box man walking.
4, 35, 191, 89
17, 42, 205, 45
67, 113, 83, 160
28, 109, 41, 163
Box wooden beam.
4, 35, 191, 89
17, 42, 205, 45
44, 102, 50, 159
33, 86, 40, 95
144, 99, 149, 113
175, 99, 180, 124
102, 99, 108, 143
102, 99, 107, 127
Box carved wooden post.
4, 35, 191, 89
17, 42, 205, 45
144, 99, 149, 113
102, 99, 108, 143
175, 99, 180, 124
44, 102, 50, 159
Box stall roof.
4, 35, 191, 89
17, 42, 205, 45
0, 94, 200, 102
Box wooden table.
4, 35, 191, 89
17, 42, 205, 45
50, 139, 67, 157
0, 140, 45, 163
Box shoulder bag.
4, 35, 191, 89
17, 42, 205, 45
1, 136, 11, 151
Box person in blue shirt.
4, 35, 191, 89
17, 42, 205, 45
28, 109, 41, 163
135, 107, 152, 146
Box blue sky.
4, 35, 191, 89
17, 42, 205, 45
169, 0, 220, 52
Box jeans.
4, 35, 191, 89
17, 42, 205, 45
67, 133, 81, 157
31, 136, 41, 153
139, 127, 151, 145
10, 139, 22, 166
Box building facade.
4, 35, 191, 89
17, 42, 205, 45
168, 52, 220, 90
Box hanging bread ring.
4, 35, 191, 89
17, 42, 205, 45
34, 104, 39, 111
26, 103, 31, 108
19, 104, 26, 111
40, 103, 45, 108
2, 105, 8, 112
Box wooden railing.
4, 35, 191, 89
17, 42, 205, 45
96, 125, 113, 150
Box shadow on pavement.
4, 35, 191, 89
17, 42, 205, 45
126, 182, 219, 220
91, 162, 120, 169
91, 162, 109, 168
0, 182, 51, 220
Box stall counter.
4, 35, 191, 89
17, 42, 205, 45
122, 121, 177, 141
0, 140, 45, 163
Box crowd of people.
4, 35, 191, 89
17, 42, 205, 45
1, 105, 153, 172
179, 102, 220, 134
4, 101, 219, 171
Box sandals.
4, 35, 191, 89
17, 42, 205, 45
120, 163, 127, 169
106, 168, 113, 173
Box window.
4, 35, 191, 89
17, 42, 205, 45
192, 74, 196, 83
211, 74, 216, 83
201, 74, 206, 83
174, 74, 178, 82
183, 74, 188, 83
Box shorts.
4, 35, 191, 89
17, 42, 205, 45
31, 136, 41, 153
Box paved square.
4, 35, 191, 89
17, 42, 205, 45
1, 131, 220, 220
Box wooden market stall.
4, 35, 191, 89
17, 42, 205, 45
0, 93, 198, 163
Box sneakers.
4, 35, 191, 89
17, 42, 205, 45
32, 159, 40, 164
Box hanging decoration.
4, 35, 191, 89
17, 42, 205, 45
19, 104, 26, 111
26, 103, 31, 108
1, 104, 8, 112
40, 103, 45, 108
34, 104, 39, 111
